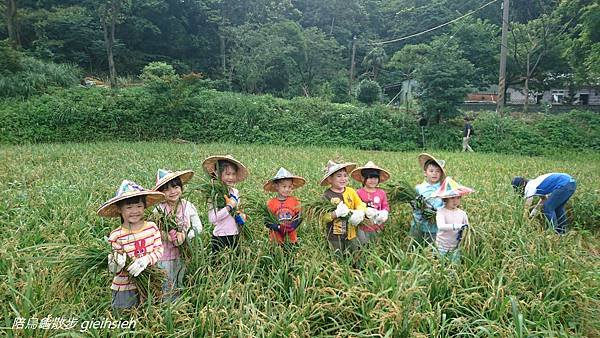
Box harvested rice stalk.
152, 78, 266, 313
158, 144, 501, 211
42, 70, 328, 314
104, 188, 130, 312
59, 242, 165, 301
385, 180, 416, 204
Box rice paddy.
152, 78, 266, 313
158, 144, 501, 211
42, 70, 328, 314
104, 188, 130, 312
1, 142, 598, 337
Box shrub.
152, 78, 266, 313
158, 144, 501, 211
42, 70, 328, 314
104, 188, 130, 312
0, 54, 80, 98
356, 79, 382, 105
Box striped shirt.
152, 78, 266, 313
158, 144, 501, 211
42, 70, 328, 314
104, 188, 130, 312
108, 221, 163, 291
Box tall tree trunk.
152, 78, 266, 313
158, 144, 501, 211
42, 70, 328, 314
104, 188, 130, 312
524, 52, 530, 113
5, 0, 21, 47
102, 2, 118, 88
220, 35, 226, 75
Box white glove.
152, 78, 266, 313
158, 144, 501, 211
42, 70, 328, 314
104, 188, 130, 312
127, 255, 151, 277
187, 228, 196, 239
334, 202, 350, 218
107, 252, 127, 274
348, 210, 365, 226
365, 207, 378, 220
374, 210, 389, 225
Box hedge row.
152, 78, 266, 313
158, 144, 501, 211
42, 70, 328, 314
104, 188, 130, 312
1, 86, 598, 156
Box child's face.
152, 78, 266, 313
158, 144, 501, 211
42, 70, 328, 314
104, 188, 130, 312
275, 179, 294, 198
119, 202, 145, 225
445, 196, 461, 209
162, 184, 182, 204
424, 164, 442, 184
328, 170, 349, 190
364, 176, 380, 189
220, 166, 238, 187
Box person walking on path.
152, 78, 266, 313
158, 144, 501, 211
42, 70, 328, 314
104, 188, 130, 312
462, 117, 474, 152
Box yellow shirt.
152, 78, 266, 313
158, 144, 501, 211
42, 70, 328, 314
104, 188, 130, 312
322, 187, 367, 240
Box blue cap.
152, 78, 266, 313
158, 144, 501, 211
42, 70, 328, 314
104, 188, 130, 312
511, 176, 525, 190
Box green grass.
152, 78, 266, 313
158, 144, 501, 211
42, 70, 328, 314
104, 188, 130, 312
0, 142, 598, 337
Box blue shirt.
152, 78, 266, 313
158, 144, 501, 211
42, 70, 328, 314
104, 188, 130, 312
524, 173, 575, 198
411, 180, 443, 233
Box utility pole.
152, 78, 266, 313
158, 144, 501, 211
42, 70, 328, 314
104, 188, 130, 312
349, 35, 357, 95
496, 0, 510, 115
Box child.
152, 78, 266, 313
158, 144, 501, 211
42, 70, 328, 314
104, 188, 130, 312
511, 173, 576, 234
202, 155, 249, 253
320, 160, 367, 256
410, 153, 446, 245
263, 167, 305, 246
97, 180, 165, 310
153, 169, 202, 300
350, 161, 391, 245
431, 177, 474, 262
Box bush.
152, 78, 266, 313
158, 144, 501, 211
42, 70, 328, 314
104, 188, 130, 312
356, 79, 381, 105
0, 55, 81, 98
0, 85, 597, 157
140, 61, 180, 92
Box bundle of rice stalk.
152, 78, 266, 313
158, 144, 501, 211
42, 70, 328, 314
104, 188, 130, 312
124, 256, 166, 301
59, 242, 165, 301
193, 176, 230, 212
461, 225, 474, 254
303, 198, 337, 225
385, 180, 416, 204
152, 206, 194, 263
58, 240, 111, 288
243, 194, 280, 227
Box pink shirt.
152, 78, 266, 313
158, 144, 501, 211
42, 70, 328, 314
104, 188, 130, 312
435, 207, 469, 252
357, 188, 390, 232
208, 187, 240, 237
153, 199, 201, 261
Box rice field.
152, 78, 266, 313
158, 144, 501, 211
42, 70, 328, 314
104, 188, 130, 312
1, 142, 599, 337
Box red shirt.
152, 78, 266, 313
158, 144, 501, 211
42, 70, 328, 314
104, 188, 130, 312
267, 196, 301, 233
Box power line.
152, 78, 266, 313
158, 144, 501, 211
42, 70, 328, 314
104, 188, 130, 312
371, 0, 499, 46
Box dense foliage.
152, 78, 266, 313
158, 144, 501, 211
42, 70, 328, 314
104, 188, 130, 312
1, 86, 598, 156
0, 0, 598, 107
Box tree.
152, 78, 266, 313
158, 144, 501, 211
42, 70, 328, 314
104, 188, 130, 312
562, 1, 600, 86
395, 39, 474, 123
362, 46, 387, 80
88, 0, 131, 88
508, 11, 569, 112
356, 79, 381, 105
2, 0, 21, 47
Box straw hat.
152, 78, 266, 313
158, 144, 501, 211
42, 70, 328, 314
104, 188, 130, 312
350, 161, 391, 183
418, 153, 446, 178
431, 177, 474, 199
98, 180, 165, 217
153, 169, 194, 191
263, 167, 306, 192
320, 160, 357, 186
201, 155, 249, 182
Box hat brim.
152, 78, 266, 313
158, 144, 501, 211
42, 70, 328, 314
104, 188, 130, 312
320, 163, 357, 186
97, 191, 165, 218
418, 153, 446, 178
432, 188, 475, 199
202, 156, 249, 183
350, 166, 391, 183
154, 170, 194, 191
263, 176, 306, 192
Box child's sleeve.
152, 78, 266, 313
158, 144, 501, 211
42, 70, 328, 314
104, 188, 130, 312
436, 210, 464, 231
381, 190, 390, 212
207, 203, 231, 223
321, 195, 334, 224
146, 223, 163, 265
188, 203, 203, 233
108, 229, 124, 253
349, 189, 367, 211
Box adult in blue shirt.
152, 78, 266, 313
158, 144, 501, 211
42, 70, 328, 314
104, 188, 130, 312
511, 173, 577, 234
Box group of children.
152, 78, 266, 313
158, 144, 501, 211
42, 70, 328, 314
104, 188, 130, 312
97, 153, 474, 310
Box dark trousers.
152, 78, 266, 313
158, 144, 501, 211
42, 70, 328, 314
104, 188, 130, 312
211, 234, 239, 253
543, 181, 576, 234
